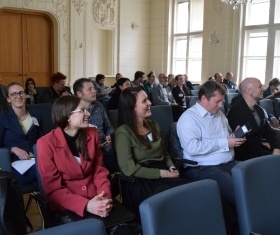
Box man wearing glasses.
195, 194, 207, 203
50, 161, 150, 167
73, 78, 118, 175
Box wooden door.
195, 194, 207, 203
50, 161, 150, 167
0, 10, 53, 87
0, 11, 23, 85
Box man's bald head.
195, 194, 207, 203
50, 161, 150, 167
240, 77, 259, 93
240, 77, 264, 103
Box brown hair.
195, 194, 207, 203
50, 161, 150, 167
118, 87, 159, 149
52, 96, 90, 161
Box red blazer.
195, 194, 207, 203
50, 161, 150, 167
37, 127, 111, 217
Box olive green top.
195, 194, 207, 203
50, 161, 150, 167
115, 120, 174, 179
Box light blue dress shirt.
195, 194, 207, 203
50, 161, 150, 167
177, 101, 234, 166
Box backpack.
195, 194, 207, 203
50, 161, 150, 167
0, 171, 27, 235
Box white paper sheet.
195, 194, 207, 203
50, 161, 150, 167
11, 159, 35, 175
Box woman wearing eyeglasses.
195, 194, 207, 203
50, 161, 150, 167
0, 82, 43, 189
25, 77, 39, 104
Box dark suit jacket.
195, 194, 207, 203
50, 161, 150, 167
227, 97, 280, 160
0, 107, 43, 161
37, 127, 111, 217
172, 85, 191, 106
151, 84, 175, 105
43, 86, 73, 104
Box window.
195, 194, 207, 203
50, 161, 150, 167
241, 0, 280, 84
172, 0, 204, 83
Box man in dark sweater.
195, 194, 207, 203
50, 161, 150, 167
227, 77, 280, 161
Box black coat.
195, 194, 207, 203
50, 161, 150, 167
227, 97, 280, 160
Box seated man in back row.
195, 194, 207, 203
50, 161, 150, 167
152, 73, 184, 122
227, 77, 280, 161
177, 80, 245, 234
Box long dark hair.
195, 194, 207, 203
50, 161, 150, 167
118, 87, 159, 148
25, 78, 37, 92
52, 96, 90, 161
114, 77, 130, 95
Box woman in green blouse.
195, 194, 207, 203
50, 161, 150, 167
115, 87, 190, 219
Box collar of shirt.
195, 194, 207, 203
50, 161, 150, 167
195, 101, 219, 118
160, 84, 167, 89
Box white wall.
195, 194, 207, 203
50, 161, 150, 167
0, 0, 243, 85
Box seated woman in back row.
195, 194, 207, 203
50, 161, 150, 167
172, 74, 192, 108
107, 77, 131, 110
0, 82, 43, 189
115, 87, 190, 219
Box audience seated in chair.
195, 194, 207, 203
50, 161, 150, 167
172, 74, 192, 108
25, 77, 39, 104
263, 77, 280, 98
37, 96, 135, 235
107, 77, 131, 110
94, 74, 111, 109
227, 77, 280, 161
73, 78, 118, 174
151, 73, 184, 122
43, 72, 73, 104
177, 81, 245, 234
0, 82, 43, 191
115, 87, 190, 220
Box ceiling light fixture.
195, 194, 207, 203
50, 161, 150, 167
220, 0, 253, 10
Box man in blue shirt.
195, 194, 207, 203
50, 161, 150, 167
177, 80, 245, 234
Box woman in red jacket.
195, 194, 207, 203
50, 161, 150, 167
37, 95, 112, 219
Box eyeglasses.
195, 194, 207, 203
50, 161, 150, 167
9, 91, 26, 98
27, 82, 34, 85
70, 108, 88, 115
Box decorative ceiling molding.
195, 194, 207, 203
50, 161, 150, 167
93, 0, 115, 26
72, 0, 87, 15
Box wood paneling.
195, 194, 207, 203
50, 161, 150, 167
0, 10, 53, 87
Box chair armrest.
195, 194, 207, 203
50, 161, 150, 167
116, 172, 137, 183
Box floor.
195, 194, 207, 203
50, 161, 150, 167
24, 193, 43, 232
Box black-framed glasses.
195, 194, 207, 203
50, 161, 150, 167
9, 91, 26, 98
70, 108, 88, 115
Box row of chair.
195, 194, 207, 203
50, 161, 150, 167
140, 155, 280, 235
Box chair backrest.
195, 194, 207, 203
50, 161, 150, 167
273, 98, 280, 119
224, 93, 238, 112
231, 155, 280, 235
139, 179, 227, 235
0, 148, 11, 171
150, 105, 173, 142
259, 99, 275, 116
188, 96, 199, 108
166, 122, 183, 159
30, 218, 107, 235
106, 109, 118, 130
28, 103, 55, 134
228, 89, 236, 93
191, 90, 199, 96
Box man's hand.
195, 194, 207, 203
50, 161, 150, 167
227, 136, 246, 148
270, 117, 280, 128
273, 148, 280, 155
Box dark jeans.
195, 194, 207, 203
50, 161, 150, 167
184, 160, 240, 235
184, 160, 238, 206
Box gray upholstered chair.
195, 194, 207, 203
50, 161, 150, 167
30, 218, 107, 235
139, 179, 227, 235
232, 155, 280, 235
0, 148, 12, 171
